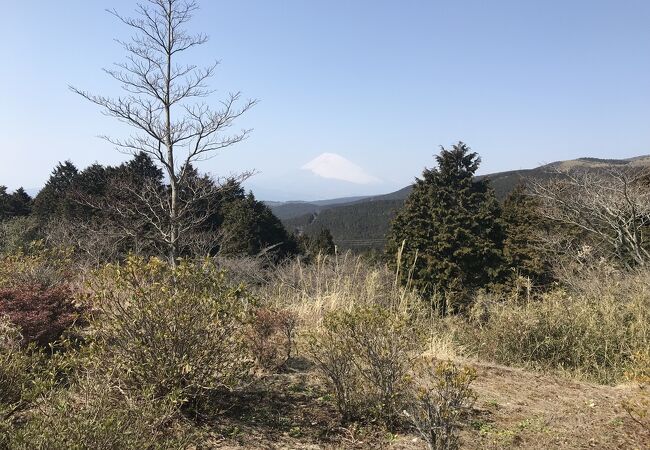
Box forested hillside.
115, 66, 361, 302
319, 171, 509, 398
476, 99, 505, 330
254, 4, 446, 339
284, 198, 403, 249
279, 156, 650, 250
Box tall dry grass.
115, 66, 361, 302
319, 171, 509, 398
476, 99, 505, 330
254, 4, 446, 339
259, 252, 461, 360
264, 252, 419, 325
457, 265, 650, 384
258, 252, 649, 384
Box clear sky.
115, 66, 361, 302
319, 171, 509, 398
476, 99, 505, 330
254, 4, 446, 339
1, 0, 649, 200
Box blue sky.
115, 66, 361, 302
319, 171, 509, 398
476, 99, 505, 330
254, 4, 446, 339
1, 1, 649, 200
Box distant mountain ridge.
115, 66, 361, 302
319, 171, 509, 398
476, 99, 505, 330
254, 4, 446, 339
267, 196, 372, 221
270, 155, 650, 250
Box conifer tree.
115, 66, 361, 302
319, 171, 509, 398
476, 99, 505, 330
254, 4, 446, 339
7, 188, 32, 217
501, 183, 552, 285
388, 142, 505, 313
313, 228, 336, 255
0, 186, 10, 221
32, 161, 79, 221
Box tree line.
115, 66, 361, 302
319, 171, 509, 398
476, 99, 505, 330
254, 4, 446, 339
0, 154, 339, 263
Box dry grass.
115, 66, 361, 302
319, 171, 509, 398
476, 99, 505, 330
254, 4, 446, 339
264, 253, 426, 327
456, 266, 650, 384
260, 252, 462, 365
3, 249, 649, 448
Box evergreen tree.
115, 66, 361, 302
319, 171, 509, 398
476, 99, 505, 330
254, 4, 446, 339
67, 163, 111, 221
8, 188, 32, 217
0, 187, 32, 220
32, 161, 79, 220
299, 228, 336, 257
501, 184, 552, 286
177, 168, 298, 259
0, 186, 10, 220
218, 190, 298, 259
387, 142, 505, 313
119, 152, 164, 184
313, 228, 336, 255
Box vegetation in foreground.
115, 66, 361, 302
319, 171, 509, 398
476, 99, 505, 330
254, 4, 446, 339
0, 245, 648, 449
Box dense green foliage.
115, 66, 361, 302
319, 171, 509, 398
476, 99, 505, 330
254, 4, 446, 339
297, 227, 336, 257
500, 184, 553, 285
32, 161, 79, 221
208, 181, 299, 258
285, 199, 403, 250
1, 154, 297, 262
0, 187, 33, 221
388, 142, 505, 313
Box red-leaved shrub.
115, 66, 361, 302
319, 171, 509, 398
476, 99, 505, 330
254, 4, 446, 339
0, 284, 82, 347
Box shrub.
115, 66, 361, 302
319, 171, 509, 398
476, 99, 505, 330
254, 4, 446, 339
307, 305, 423, 426
622, 392, 649, 434
247, 307, 298, 371
86, 256, 254, 401
622, 350, 650, 434
6, 379, 197, 450
0, 216, 41, 255
0, 317, 32, 407
458, 268, 650, 383
0, 317, 57, 448
0, 242, 72, 289
403, 360, 477, 450
0, 284, 82, 347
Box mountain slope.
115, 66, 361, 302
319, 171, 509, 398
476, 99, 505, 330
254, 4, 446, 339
275, 156, 650, 250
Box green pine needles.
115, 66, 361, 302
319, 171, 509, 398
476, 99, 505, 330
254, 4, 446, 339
388, 142, 505, 314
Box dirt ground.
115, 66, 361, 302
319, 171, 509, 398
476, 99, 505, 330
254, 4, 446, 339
198, 360, 648, 450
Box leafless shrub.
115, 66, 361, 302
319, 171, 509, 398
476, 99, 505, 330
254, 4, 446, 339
213, 255, 273, 286
306, 305, 424, 426
247, 307, 298, 371
404, 360, 477, 450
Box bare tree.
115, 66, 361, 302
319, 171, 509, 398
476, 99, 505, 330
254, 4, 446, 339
529, 166, 650, 267
71, 0, 256, 265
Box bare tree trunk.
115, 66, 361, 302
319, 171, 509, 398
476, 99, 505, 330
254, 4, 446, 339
165, 3, 177, 266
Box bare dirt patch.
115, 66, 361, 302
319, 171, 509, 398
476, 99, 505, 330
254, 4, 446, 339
201, 361, 647, 449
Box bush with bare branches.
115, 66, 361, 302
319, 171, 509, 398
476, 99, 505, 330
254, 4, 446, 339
86, 256, 254, 401
530, 166, 650, 267
306, 305, 424, 426
403, 360, 477, 450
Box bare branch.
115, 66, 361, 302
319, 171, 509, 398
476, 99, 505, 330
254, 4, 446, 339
529, 166, 650, 266
70, 0, 257, 264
